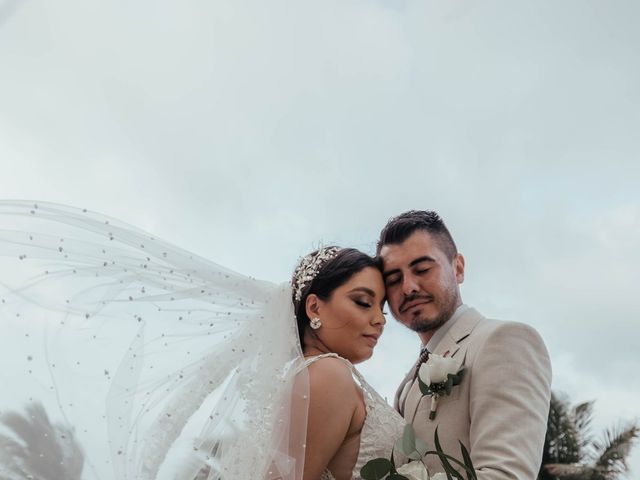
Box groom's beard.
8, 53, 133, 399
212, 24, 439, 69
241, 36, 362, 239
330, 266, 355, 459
404, 284, 459, 334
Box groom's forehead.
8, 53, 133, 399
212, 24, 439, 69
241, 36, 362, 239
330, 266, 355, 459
380, 231, 440, 265
381, 255, 436, 278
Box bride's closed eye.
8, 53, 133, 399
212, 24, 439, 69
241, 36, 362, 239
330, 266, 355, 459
354, 298, 372, 308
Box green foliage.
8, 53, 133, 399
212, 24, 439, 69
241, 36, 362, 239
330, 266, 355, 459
395, 424, 429, 460
594, 424, 640, 478
434, 426, 463, 480
362, 424, 477, 480
539, 391, 638, 480
360, 458, 392, 480
459, 441, 475, 480
0, 403, 84, 480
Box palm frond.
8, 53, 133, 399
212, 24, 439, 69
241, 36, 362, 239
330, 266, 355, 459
539, 392, 639, 480
572, 400, 596, 460
593, 422, 639, 477
544, 462, 602, 479
0, 436, 32, 480
573, 401, 594, 435
544, 392, 581, 464
0, 402, 84, 480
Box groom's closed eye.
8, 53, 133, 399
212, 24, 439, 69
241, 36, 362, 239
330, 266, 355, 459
384, 274, 401, 286
411, 258, 434, 271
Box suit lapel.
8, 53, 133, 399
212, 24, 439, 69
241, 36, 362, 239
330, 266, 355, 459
394, 367, 415, 415
433, 307, 483, 360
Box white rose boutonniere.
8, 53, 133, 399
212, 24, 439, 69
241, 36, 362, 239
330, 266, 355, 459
419, 355, 459, 384
396, 461, 429, 480
418, 354, 465, 420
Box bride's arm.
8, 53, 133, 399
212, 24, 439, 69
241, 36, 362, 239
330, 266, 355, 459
303, 357, 362, 480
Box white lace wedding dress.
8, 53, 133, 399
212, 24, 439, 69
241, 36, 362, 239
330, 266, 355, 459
302, 354, 406, 480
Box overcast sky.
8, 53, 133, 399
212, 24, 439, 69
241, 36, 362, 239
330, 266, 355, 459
1, 0, 639, 476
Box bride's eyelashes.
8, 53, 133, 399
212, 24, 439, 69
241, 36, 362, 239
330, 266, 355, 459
354, 298, 387, 315
354, 299, 372, 308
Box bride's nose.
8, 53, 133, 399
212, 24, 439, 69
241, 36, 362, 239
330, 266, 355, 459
372, 307, 386, 326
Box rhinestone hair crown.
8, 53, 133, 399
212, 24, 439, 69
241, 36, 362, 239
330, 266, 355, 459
292, 246, 341, 303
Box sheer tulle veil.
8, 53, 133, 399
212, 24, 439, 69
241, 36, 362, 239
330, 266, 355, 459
0, 200, 310, 480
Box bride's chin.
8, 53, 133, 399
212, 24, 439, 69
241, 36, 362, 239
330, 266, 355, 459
353, 350, 374, 364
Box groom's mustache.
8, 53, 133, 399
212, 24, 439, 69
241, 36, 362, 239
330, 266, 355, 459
399, 294, 433, 313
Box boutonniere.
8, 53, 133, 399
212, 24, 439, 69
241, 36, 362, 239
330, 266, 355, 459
417, 354, 465, 420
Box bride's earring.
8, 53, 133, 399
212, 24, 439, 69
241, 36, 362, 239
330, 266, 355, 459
310, 317, 322, 330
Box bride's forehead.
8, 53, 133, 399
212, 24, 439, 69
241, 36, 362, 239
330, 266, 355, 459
337, 268, 384, 293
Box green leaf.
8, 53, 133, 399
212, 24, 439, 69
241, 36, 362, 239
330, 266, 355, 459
415, 436, 429, 457
395, 443, 422, 460
402, 424, 416, 455
452, 368, 466, 386
458, 441, 477, 480
407, 450, 422, 461
445, 377, 453, 395
434, 427, 464, 480
417, 375, 432, 395
360, 458, 392, 480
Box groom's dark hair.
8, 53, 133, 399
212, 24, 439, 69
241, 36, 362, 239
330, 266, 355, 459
376, 210, 458, 260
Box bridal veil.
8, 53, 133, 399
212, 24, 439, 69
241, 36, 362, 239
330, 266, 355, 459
0, 200, 309, 480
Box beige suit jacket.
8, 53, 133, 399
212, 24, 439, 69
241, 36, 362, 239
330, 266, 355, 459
394, 308, 551, 480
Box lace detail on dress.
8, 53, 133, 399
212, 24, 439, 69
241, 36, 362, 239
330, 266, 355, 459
303, 354, 406, 480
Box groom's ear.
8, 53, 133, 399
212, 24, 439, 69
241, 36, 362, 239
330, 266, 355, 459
455, 253, 465, 284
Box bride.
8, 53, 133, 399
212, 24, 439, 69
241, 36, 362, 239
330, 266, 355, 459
0, 201, 405, 480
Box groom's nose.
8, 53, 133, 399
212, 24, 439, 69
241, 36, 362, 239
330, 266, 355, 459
402, 274, 420, 296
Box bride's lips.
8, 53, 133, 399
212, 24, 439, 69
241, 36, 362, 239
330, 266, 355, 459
400, 297, 433, 313
362, 333, 380, 347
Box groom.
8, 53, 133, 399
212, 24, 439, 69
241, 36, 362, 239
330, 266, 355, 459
377, 210, 552, 479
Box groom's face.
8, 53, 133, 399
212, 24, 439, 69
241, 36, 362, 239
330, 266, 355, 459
379, 231, 464, 338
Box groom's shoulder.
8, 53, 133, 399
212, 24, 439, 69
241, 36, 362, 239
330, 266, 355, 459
465, 314, 552, 381
468, 309, 540, 332
467, 312, 546, 347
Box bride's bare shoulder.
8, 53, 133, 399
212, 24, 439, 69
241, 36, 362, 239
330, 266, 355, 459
306, 356, 357, 397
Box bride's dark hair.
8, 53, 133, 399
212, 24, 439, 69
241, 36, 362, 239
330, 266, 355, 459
292, 247, 380, 348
